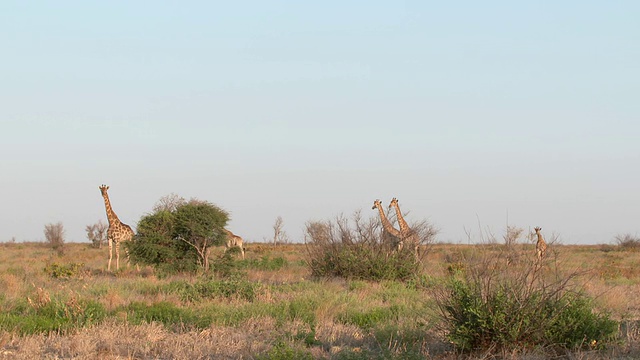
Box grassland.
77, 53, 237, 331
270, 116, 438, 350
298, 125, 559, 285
0, 241, 639, 359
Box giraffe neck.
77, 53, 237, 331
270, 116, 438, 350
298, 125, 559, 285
536, 233, 545, 243
375, 204, 402, 237
391, 202, 411, 234
102, 193, 122, 226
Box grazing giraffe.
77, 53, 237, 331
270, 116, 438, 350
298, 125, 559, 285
534, 227, 547, 261
224, 228, 245, 260
99, 185, 134, 271
388, 198, 420, 256
372, 199, 404, 251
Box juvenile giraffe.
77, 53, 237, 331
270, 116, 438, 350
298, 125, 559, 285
372, 199, 404, 251
388, 198, 420, 256
224, 228, 245, 260
99, 185, 135, 271
534, 227, 547, 261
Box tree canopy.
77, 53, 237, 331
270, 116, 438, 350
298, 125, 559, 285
127, 198, 229, 273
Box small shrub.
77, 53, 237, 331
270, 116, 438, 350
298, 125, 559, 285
44, 263, 85, 279
294, 327, 321, 347
256, 340, 314, 360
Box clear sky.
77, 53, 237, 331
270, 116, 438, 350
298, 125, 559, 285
1, 1, 638, 245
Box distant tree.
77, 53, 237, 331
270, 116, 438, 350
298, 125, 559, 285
127, 198, 228, 273
272, 216, 289, 246
44, 222, 65, 255
86, 220, 108, 248
614, 233, 640, 249
503, 225, 524, 247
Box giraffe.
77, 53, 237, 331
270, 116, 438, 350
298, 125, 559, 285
372, 199, 404, 251
388, 198, 420, 256
224, 228, 245, 260
533, 227, 547, 261
99, 185, 135, 271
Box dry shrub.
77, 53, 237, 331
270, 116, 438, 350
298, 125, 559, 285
305, 211, 436, 281
615, 234, 640, 250
43, 222, 65, 255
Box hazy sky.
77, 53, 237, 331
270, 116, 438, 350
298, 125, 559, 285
1, 2, 638, 246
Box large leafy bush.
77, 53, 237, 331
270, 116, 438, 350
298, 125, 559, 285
127, 199, 228, 274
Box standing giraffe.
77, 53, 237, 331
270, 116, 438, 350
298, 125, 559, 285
99, 185, 134, 271
533, 227, 547, 261
388, 198, 420, 256
372, 199, 404, 251
224, 228, 245, 260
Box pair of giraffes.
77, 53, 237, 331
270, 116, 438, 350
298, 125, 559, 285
372, 198, 419, 254
99, 185, 244, 271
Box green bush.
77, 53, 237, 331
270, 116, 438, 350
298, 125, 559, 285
256, 340, 314, 360
546, 294, 618, 349
127, 199, 229, 274
44, 262, 85, 279
434, 256, 618, 353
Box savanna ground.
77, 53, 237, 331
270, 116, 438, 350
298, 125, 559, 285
0, 241, 639, 359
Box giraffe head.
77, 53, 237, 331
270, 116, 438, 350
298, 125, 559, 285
372, 199, 382, 209
99, 184, 110, 196
534, 227, 542, 233
389, 197, 398, 209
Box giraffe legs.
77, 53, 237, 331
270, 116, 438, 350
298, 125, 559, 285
107, 238, 122, 271
115, 241, 120, 270
108, 238, 113, 271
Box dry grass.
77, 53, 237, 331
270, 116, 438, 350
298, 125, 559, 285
0, 241, 639, 359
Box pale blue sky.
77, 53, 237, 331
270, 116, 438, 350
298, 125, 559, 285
1, 1, 638, 245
